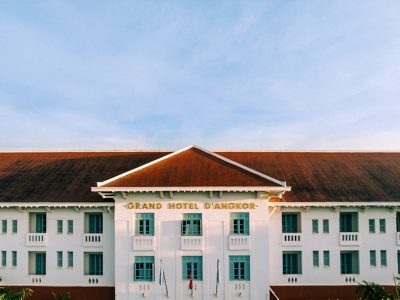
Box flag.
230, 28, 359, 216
159, 260, 164, 286
189, 271, 193, 295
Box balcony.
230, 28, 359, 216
82, 234, 103, 247
282, 233, 302, 247
339, 233, 360, 246
229, 235, 250, 250
132, 236, 155, 251
397, 232, 400, 246
26, 233, 47, 247
181, 236, 203, 251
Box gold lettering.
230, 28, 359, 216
235, 203, 242, 209
148, 203, 155, 209
221, 203, 227, 209
250, 203, 256, 209
135, 203, 140, 209
228, 203, 235, 209
157, 203, 162, 209
142, 203, 148, 209
205, 203, 211, 209
176, 203, 182, 209
214, 203, 220, 209
168, 203, 175, 209
242, 203, 249, 209
127, 202, 134, 209
195, 203, 199, 209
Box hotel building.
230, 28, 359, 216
0, 145, 399, 300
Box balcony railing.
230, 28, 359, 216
282, 233, 302, 246
132, 236, 155, 251
339, 233, 359, 246
181, 236, 203, 250
26, 233, 47, 247
229, 235, 250, 250
82, 234, 103, 247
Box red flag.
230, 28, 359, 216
189, 271, 193, 290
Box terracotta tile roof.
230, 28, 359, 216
100, 146, 283, 188
0, 150, 399, 203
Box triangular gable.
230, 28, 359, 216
94, 145, 288, 191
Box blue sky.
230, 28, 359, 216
1, 1, 400, 150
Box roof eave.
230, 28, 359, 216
91, 186, 291, 193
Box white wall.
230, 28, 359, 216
268, 206, 399, 286
114, 192, 270, 300
0, 206, 115, 287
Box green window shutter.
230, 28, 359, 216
229, 256, 250, 281
136, 213, 154, 236
380, 250, 387, 267
182, 213, 202, 236
182, 256, 203, 280
36, 252, 46, 275
67, 220, 73, 234
89, 213, 103, 234
57, 220, 63, 234
2, 220, 7, 234
134, 256, 154, 281
370, 250, 376, 266
231, 213, 249, 235
36, 213, 46, 233
379, 219, 386, 233
369, 219, 375, 233
397, 213, 400, 232
322, 219, 329, 233
67, 251, 73, 268
398, 251, 400, 274
312, 219, 318, 233
313, 251, 319, 267
283, 252, 301, 274
57, 251, 63, 268
323, 251, 330, 267
282, 213, 300, 233
12, 251, 17, 267
89, 253, 103, 275
12, 220, 17, 234
1, 251, 6, 267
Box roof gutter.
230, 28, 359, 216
91, 186, 291, 193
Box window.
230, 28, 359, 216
67, 251, 73, 268
379, 219, 386, 233
85, 252, 103, 275
313, 251, 319, 267
398, 251, 400, 274
57, 220, 63, 234
340, 251, 359, 274
370, 250, 376, 267
1, 251, 6, 267
283, 251, 302, 274
339, 212, 358, 232
380, 250, 387, 267
35, 252, 46, 275
397, 213, 400, 232
12, 220, 17, 234
67, 220, 73, 234
322, 219, 329, 233
86, 213, 103, 234
2, 220, 7, 234
369, 219, 375, 233
135, 213, 154, 236
134, 256, 154, 281
11, 251, 17, 267
229, 256, 250, 281
323, 251, 330, 267
282, 213, 300, 233
35, 213, 47, 233
231, 212, 249, 235
57, 251, 63, 268
182, 256, 203, 280
312, 219, 318, 233
181, 213, 202, 236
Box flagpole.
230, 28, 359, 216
163, 269, 169, 298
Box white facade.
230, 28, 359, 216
0, 204, 114, 287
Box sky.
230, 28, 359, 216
0, 1, 400, 151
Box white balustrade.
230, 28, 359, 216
229, 235, 250, 250
282, 233, 302, 246
132, 236, 155, 251
180, 236, 203, 250
339, 233, 360, 246
82, 234, 103, 247
26, 233, 47, 247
